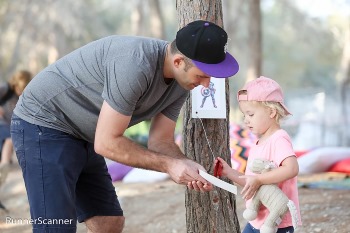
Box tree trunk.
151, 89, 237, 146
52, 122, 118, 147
148, 0, 165, 39
5, 0, 32, 78
131, 0, 145, 36
336, 20, 350, 146
246, 0, 262, 82
177, 0, 241, 232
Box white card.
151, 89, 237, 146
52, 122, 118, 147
199, 170, 237, 194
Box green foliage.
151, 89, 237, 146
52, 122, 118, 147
125, 121, 150, 138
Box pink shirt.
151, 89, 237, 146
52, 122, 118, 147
245, 129, 302, 229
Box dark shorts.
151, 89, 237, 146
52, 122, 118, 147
10, 114, 123, 233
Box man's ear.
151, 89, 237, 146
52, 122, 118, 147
173, 54, 184, 68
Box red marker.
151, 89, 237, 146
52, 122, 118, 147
214, 160, 223, 178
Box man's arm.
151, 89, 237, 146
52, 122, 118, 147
148, 113, 212, 187
95, 101, 212, 190
148, 113, 184, 159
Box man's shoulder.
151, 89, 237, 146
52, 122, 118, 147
96, 35, 167, 57
100, 35, 166, 45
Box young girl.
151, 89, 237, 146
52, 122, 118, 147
215, 76, 301, 233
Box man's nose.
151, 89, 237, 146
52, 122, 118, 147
201, 78, 210, 88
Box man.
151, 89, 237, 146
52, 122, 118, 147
11, 20, 239, 233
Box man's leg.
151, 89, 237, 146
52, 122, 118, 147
76, 143, 124, 233
85, 216, 125, 233
11, 116, 124, 232
11, 115, 86, 233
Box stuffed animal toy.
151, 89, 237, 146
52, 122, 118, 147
243, 158, 299, 233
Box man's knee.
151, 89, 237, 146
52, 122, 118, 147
85, 216, 125, 233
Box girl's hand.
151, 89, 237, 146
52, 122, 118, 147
214, 157, 231, 178
239, 175, 262, 200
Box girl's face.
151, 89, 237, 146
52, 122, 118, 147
239, 100, 278, 139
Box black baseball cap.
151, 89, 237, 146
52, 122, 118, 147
176, 20, 239, 78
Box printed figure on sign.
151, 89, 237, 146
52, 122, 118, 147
192, 78, 226, 119
200, 82, 217, 108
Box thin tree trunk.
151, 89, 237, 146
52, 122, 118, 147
246, 0, 262, 82
5, 0, 32, 77
131, 0, 144, 36
0, 1, 11, 79
148, 0, 165, 39
336, 20, 350, 146
177, 0, 240, 232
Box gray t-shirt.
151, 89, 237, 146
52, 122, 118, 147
14, 36, 188, 142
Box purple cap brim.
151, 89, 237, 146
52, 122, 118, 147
192, 52, 239, 78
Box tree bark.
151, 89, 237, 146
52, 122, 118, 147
177, 0, 241, 232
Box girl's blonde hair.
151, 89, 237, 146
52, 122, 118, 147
261, 101, 289, 123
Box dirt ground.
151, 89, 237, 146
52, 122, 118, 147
0, 164, 350, 233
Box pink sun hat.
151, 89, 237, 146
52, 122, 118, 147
237, 76, 291, 115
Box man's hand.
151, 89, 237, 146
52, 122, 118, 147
166, 158, 213, 192
187, 180, 213, 192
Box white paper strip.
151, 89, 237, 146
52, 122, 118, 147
199, 170, 237, 195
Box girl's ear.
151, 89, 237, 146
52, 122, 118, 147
270, 107, 277, 118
